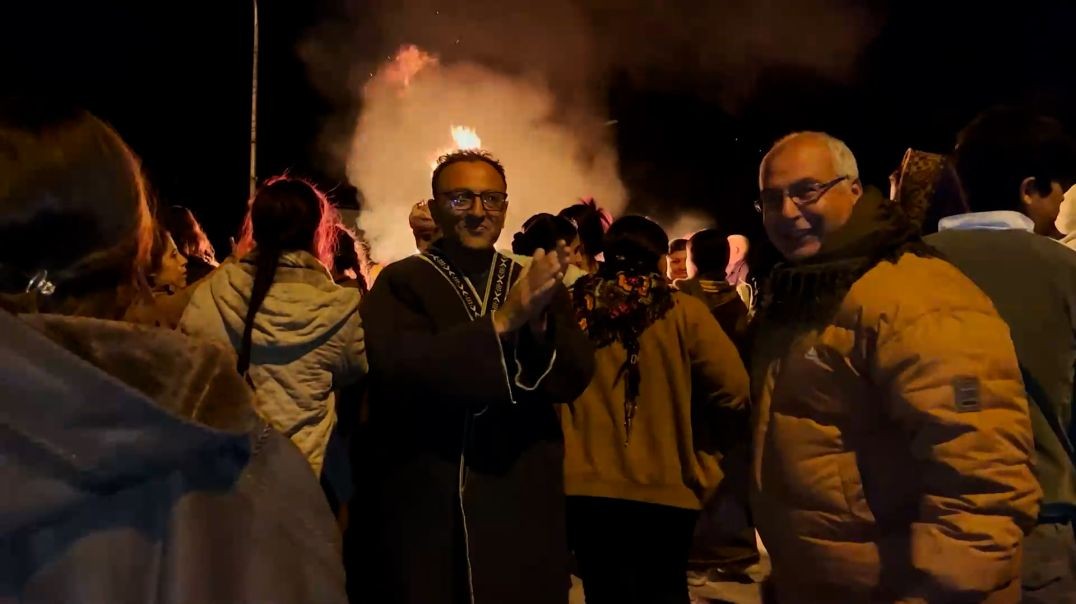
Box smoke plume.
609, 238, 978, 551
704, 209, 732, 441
347, 45, 625, 262
301, 0, 882, 261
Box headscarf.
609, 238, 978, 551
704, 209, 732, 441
891, 149, 969, 234
571, 270, 674, 444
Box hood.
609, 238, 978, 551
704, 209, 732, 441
205, 251, 361, 349
1056, 184, 1076, 236
0, 311, 257, 534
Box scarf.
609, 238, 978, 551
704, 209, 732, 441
753, 188, 939, 369
571, 271, 674, 444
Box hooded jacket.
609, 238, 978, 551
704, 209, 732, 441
179, 251, 367, 474
0, 311, 346, 603
751, 189, 1039, 603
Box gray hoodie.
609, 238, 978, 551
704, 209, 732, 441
0, 311, 346, 602
180, 251, 367, 474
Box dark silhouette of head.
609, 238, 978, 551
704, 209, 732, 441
602, 215, 669, 276
559, 199, 611, 273
161, 205, 217, 262
0, 99, 153, 317
955, 107, 1076, 236
512, 213, 577, 256
687, 229, 731, 279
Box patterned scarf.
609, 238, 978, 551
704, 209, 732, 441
571, 271, 674, 444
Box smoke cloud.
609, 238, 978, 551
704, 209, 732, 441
301, 0, 882, 261
347, 45, 625, 262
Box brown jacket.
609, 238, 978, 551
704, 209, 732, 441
752, 252, 1040, 603
562, 291, 750, 510
0, 312, 346, 603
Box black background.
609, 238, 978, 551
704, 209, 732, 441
4, 0, 1076, 257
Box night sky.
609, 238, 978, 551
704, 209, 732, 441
5, 0, 1076, 260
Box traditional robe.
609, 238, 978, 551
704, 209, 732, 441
356, 239, 595, 604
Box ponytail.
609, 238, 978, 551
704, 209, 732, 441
237, 247, 281, 376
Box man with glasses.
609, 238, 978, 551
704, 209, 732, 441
358, 149, 595, 604
750, 132, 1039, 602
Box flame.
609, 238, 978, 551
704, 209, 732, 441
450, 125, 481, 150
383, 44, 438, 89
429, 125, 483, 171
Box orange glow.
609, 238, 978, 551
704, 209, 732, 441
430, 125, 483, 171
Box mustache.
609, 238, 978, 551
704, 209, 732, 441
462, 215, 487, 228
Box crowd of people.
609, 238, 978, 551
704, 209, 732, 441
2, 97, 1076, 604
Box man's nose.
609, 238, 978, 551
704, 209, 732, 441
468, 197, 487, 218
778, 193, 803, 220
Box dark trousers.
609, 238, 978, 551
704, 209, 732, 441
568, 496, 697, 604
1024, 521, 1076, 603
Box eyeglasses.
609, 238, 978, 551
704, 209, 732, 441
754, 176, 849, 213
438, 189, 509, 212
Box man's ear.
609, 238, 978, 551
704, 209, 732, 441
850, 178, 864, 203
1020, 176, 1038, 208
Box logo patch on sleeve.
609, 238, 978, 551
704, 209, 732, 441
953, 377, 981, 413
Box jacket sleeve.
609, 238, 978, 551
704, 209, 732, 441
334, 309, 368, 388
684, 295, 750, 416
360, 267, 516, 409
511, 285, 595, 404
872, 303, 1040, 600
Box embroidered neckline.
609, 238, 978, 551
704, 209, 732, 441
420, 247, 514, 321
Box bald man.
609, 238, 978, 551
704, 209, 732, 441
750, 132, 1039, 602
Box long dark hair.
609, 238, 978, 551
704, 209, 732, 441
0, 100, 153, 318
161, 205, 217, 262
512, 213, 577, 256
559, 199, 611, 262
236, 176, 337, 374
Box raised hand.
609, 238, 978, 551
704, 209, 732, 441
492, 242, 569, 336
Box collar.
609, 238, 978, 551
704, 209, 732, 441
937, 211, 1035, 233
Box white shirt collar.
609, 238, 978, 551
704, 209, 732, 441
937, 211, 1035, 233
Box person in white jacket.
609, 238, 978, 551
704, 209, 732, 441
181, 176, 367, 475
1055, 184, 1076, 251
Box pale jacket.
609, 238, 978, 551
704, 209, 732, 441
180, 250, 367, 474
1055, 185, 1076, 251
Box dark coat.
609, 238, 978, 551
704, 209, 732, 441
357, 244, 595, 604
927, 226, 1076, 518
0, 312, 346, 603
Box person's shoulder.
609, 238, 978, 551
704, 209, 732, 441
851, 252, 996, 324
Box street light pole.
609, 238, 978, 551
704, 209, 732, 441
249, 0, 259, 197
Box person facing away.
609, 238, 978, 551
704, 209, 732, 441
160, 204, 219, 282
750, 131, 1039, 603
559, 198, 611, 275
925, 107, 1076, 603
332, 224, 368, 293
888, 148, 968, 235
674, 228, 749, 350
667, 237, 689, 281
0, 101, 345, 602
1056, 184, 1076, 252
358, 149, 595, 604
562, 216, 749, 604
180, 176, 368, 476
725, 233, 756, 315
511, 212, 586, 286
409, 198, 441, 253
